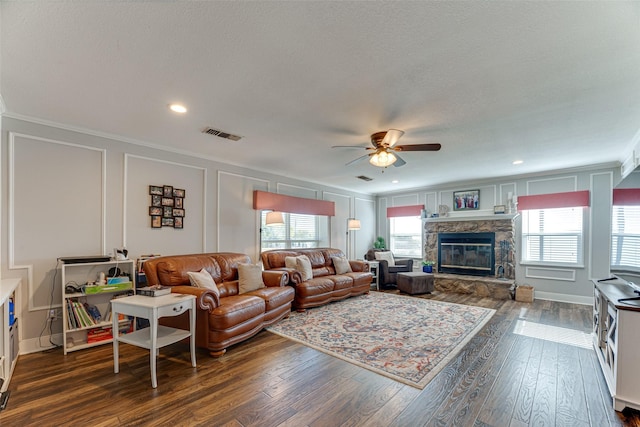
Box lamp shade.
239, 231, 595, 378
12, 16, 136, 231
347, 218, 361, 230
369, 150, 397, 167
265, 211, 284, 225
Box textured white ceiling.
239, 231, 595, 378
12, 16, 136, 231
2, 2, 640, 194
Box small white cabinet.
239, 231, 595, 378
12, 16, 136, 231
61, 260, 135, 354
593, 278, 640, 411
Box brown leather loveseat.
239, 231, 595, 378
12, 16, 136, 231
143, 252, 294, 357
260, 248, 372, 311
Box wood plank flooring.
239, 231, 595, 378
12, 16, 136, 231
3, 290, 640, 426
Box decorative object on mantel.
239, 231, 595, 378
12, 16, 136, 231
149, 185, 185, 229
438, 204, 449, 217
494, 205, 506, 214
453, 189, 479, 211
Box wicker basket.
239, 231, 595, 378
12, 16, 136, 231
515, 285, 534, 302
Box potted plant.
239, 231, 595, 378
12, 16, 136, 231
373, 237, 386, 250
422, 260, 434, 273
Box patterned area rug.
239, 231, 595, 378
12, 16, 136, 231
267, 292, 495, 389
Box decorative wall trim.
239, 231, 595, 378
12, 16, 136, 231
217, 171, 269, 253
276, 183, 319, 198
526, 175, 577, 195
524, 266, 576, 282
123, 153, 207, 251
9, 132, 107, 312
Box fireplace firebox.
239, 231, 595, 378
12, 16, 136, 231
438, 232, 495, 276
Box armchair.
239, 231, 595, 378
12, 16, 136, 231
364, 249, 414, 288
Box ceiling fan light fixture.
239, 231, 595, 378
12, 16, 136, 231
370, 150, 397, 167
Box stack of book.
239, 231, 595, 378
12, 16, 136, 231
66, 300, 101, 329
137, 285, 171, 297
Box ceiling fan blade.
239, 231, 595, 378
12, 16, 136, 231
392, 154, 406, 167
345, 154, 371, 166
382, 129, 405, 147
394, 143, 441, 152
332, 145, 370, 150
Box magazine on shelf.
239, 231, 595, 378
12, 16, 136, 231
137, 285, 171, 297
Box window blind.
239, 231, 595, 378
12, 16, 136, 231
521, 207, 584, 265
611, 205, 640, 269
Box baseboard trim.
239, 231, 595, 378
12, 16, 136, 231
535, 291, 593, 306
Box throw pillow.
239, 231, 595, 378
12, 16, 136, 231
374, 251, 396, 266
284, 256, 297, 269
295, 255, 313, 281
187, 268, 220, 298
238, 263, 265, 294
332, 256, 352, 274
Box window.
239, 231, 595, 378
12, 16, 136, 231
611, 205, 640, 270
521, 207, 584, 265
389, 216, 422, 258
260, 212, 320, 251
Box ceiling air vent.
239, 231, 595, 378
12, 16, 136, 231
202, 127, 242, 141
357, 175, 373, 181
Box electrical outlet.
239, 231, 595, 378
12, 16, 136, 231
49, 309, 56, 319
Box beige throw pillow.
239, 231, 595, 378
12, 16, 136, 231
284, 256, 298, 269
332, 256, 352, 274
374, 251, 396, 266
296, 255, 313, 281
187, 268, 220, 298
238, 263, 265, 294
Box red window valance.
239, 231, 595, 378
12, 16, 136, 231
517, 190, 590, 211
387, 205, 424, 218
253, 190, 335, 216
613, 188, 640, 206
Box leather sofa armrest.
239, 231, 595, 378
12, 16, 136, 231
262, 270, 290, 287
169, 285, 220, 311
349, 260, 369, 272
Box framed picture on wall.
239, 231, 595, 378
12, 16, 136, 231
151, 195, 162, 207
174, 217, 183, 229
149, 206, 162, 216
163, 185, 174, 197
174, 198, 183, 208
173, 208, 185, 217
149, 185, 163, 196
161, 197, 174, 207
163, 206, 173, 217
173, 188, 185, 198
161, 217, 174, 227
453, 189, 479, 211
151, 216, 162, 228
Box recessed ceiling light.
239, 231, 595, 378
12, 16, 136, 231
512, 160, 524, 165
392, 180, 399, 184
169, 104, 187, 113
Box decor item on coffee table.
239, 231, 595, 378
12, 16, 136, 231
364, 249, 413, 288
267, 292, 495, 389
397, 272, 434, 295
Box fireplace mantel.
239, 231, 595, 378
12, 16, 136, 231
425, 213, 519, 223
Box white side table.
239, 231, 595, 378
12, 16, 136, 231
366, 261, 380, 291
111, 293, 196, 388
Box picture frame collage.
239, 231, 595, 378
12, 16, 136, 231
149, 185, 185, 229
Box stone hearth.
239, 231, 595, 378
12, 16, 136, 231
425, 215, 517, 299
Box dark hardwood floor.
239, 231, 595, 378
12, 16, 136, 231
3, 290, 640, 426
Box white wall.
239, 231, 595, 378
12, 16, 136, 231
1, 117, 375, 353
377, 167, 620, 305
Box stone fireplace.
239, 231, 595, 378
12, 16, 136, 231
424, 215, 517, 299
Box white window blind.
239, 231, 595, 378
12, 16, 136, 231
389, 216, 422, 258
611, 205, 640, 269
521, 207, 584, 265
260, 212, 320, 251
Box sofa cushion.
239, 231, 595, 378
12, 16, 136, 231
187, 268, 220, 297
375, 251, 395, 266
238, 263, 265, 294
332, 256, 352, 274
284, 256, 298, 269
296, 255, 313, 281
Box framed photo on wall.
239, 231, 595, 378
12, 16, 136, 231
453, 189, 479, 211
151, 216, 162, 228
149, 185, 163, 196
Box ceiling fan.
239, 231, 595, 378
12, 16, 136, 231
333, 129, 441, 168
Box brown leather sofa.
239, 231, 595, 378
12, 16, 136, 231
143, 252, 294, 357
260, 248, 372, 311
